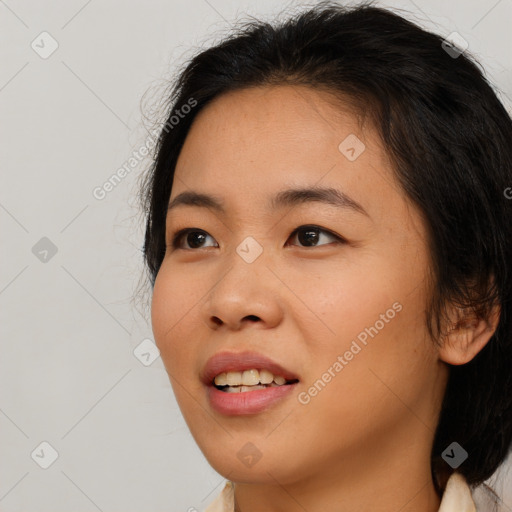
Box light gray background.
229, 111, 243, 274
1, 1, 511, 511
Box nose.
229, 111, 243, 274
201, 254, 285, 331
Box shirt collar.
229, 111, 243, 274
438, 472, 477, 512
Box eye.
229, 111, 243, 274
169, 225, 344, 250
170, 228, 218, 250
286, 225, 344, 247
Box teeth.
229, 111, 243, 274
242, 369, 259, 386
241, 385, 266, 392
213, 369, 290, 387
224, 384, 278, 393
214, 372, 228, 386
259, 369, 274, 384
226, 371, 242, 386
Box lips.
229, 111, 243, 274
201, 351, 300, 387
201, 351, 300, 415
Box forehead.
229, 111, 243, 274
171, 85, 401, 221
177, 85, 369, 172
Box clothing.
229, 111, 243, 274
203, 472, 498, 512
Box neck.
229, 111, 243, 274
232, 435, 442, 512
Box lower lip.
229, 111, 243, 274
207, 383, 298, 415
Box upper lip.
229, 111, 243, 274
201, 351, 300, 386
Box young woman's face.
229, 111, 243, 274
151, 85, 448, 486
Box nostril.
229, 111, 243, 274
244, 315, 260, 322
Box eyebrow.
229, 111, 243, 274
167, 186, 370, 218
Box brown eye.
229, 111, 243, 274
287, 225, 343, 247
171, 229, 218, 250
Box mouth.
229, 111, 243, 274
202, 351, 300, 415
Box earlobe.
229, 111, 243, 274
438, 303, 500, 365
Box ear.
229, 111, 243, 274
438, 300, 500, 366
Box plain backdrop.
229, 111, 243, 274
1, 1, 511, 511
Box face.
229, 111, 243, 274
151, 85, 448, 486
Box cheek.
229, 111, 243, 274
151, 266, 199, 373
293, 250, 433, 410
290, 256, 405, 352
151, 269, 208, 425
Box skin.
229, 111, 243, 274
151, 85, 498, 512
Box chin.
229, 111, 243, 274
199, 439, 303, 485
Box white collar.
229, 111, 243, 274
438, 472, 477, 512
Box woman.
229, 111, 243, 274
139, 3, 512, 511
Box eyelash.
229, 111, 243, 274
168, 225, 346, 250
